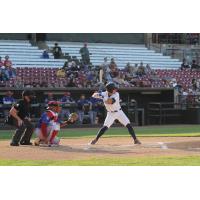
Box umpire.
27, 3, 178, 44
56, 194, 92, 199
10, 90, 35, 146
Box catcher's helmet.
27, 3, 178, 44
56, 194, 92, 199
48, 101, 61, 107
47, 101, 61, 111
106, 82, 117, 93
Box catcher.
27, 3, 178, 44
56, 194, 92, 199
34, 101, 78, 147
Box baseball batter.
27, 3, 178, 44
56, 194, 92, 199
90, 82, 141, 145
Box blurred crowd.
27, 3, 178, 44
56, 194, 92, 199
2, 43, 200, 95
0, 55, 16, 81
44, 92, 104, 125
0, 90, 105, 125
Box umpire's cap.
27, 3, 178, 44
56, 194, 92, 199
106, 82, 117, 93
22, 90, 35, 98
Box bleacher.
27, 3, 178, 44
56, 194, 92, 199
47, 42, 182, 69
0, 40, 182, 69
0, 40, 64, 67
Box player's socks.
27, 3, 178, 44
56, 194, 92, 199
126, 124, 137, 140
96, 126, 108, 140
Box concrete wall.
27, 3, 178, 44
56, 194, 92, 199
0, 33, 30, 40
46, 33, 145, 44
0, 33, 145, 44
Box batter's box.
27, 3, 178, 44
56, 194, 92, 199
82, 142, 168, 152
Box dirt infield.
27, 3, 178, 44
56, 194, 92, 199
1, 137, 200, 161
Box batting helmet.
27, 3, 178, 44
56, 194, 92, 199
106, 82, 117, 93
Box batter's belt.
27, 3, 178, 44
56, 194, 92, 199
107, 108, 122, 113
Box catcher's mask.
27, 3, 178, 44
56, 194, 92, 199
47, 101, 62, 113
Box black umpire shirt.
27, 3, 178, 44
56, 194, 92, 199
14, 99, 31, 120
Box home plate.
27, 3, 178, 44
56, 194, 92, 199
157, 142, 169, 149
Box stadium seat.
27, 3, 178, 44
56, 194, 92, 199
47, 41, 182, 69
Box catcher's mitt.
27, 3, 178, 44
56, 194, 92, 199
68, 112, 79, 123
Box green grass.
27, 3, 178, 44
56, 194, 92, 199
1, 125, 200, 140
1, 156, 200, 166
1, 125, 200, 166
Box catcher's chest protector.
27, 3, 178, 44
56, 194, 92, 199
46, 110, 59, 122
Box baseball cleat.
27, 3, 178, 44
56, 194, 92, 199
134, 138, 141, 144
90, 138, 98, 145
10, 142, 19, 146
20, 141, 33, 145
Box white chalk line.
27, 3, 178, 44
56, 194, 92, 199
82, 142, 169, 151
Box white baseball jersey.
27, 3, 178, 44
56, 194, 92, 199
92, 91, 130, 128
101, 91, 121, 112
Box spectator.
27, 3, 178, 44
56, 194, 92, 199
4, 55, 16, 79
191, 60, 199, 70
133, 64, 138, 74
85, 71, 96, 88
60, 92, 75, 119
77, 94, 93, 124
136, 62, 146, 76
0, 71, 5, 81
110, 58, 117, 71
109, 58, 118, 78
145, 64, 151, 73
79, 43, 90, 65
52, 43, 62, 59
0, 57, 7, 81
63, 61, 69, 70
191, 79, 197, 91
101, 57, 112, 82
14, 77, 24, 88
113, 72, 130, 87
42, 50, 49, 59
125, 62, 132, 72
178, 87, 188, 107
196, 79, 200, 91
125, 62, 137, 77
67, 78, 76, 87
89, 95, 104, 124
169, 78, 178, 88
8, 65, 16, 79
45, 92, 55, 104
3, 91, 16, 117
1, 56, 12, 80
180, 58, 190, 70
0, 64, 9, 81
3, 91, 15, 105
145, 64, 156, 76
4, 55, 12, 68
69, 61, 79, 71
0, 57, 4, 68
56, 68, 66, 78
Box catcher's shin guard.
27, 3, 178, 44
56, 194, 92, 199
49, 130, 58, 144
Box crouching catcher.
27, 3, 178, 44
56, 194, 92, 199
34, 101, 78, 147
